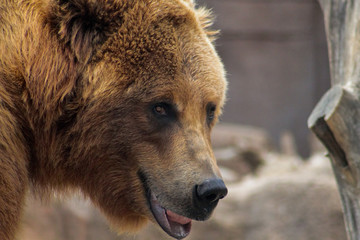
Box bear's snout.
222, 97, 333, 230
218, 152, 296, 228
193, 178, 228, 220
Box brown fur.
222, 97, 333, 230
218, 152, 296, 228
0, 0, 227, 239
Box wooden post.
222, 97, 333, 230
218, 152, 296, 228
308, 1, 360, 239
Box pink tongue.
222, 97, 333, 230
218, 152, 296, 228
166, 210, 192, 225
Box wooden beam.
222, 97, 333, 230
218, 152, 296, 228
309, 0, 360, 239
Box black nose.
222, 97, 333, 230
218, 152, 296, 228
195, 178, 228, 207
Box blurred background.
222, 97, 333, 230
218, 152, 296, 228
21, 1, 347, 240
198, 0, 330, 159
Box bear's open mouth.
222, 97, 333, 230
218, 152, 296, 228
149, 191, 192, 239
138, 170, 192, 239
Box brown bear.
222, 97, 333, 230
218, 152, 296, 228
0, 0, 227, 239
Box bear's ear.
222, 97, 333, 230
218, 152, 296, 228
168, 0, 218, 41
195, 7, 218, 41
49, 0, 123, 63
181, 0, 194, 5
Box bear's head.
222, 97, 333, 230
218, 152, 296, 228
43, 0, 227, 239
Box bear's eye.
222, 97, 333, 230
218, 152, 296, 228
152, 102, 176, 119
151, 102, 177, 123
153, 104, 167, 116
207, 103, 216, 124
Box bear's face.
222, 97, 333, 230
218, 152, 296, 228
49, 0, 227, 239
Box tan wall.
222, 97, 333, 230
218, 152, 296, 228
198, 0, 330, 157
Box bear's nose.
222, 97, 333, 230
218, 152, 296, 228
195, 178, 228, 207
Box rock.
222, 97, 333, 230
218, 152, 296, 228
20, 196, 119, 240
212, 124, 273, 152
212, 124, 271, 183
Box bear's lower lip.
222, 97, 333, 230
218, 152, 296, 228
149, 191, 192, 239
